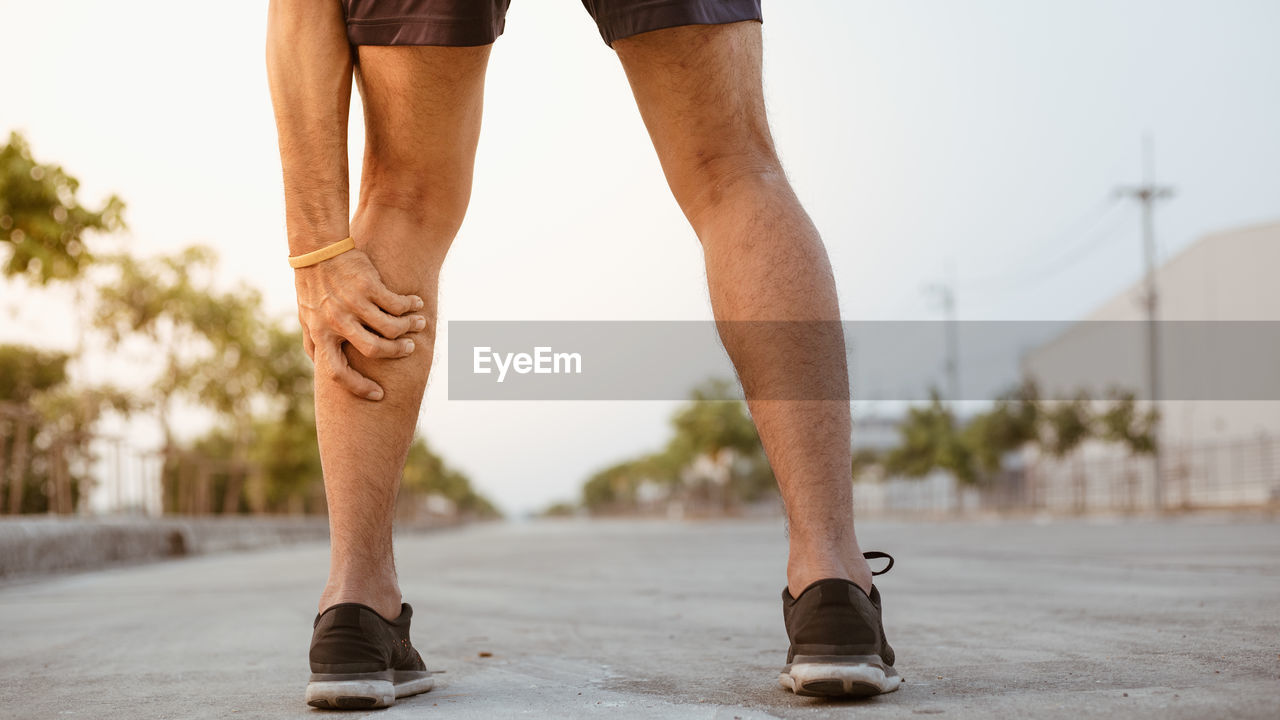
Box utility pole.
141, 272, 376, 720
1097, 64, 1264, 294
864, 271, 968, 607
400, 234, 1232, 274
926, 261, 961, 402
1116, 136, 1175, 512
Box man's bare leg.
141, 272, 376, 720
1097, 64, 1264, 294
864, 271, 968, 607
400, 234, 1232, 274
614, 22, 873, 597
315, 44, 490, 621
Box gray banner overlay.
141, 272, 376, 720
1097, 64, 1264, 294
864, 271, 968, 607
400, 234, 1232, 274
446, 321, 1280, 401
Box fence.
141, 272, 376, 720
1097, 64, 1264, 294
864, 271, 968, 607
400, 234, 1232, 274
0, 411, 466, 520
854, 435, 1280, 516
0, 403, 109, 516
0, 398, 325, 517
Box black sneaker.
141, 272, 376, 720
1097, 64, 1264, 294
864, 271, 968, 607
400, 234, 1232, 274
306, 602, 435, 710
778, 551, 901, 697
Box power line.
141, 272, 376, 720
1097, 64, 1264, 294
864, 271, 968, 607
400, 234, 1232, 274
963, 195, 1128, 293
1016, 203, 1135, 285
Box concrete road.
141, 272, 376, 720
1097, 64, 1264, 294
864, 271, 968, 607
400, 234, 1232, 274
1, 516, 1278, 719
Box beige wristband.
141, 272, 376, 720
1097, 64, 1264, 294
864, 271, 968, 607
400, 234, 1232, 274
288, 236, 356, 269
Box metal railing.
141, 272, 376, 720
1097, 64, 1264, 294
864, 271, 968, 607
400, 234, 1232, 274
854, 435, 1280, 516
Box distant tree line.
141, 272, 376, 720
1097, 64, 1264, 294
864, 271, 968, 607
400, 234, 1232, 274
879, 383, 1158, 485
570, 379, 775, 516
557, 378, 1157, 517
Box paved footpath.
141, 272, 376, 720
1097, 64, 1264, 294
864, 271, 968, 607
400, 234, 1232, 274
1, 516, 1278, 719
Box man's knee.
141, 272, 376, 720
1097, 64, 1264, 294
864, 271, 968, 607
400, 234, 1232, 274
358, 173, 472, 238
671, 146, 787, 225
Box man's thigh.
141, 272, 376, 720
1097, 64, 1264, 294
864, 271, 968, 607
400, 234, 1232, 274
581, 0, 761, 47
354, 45, 491, 182
612, 22, 778, 211
349, 46, 492, 297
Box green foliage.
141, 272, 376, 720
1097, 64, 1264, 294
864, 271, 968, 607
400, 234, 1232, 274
402, 436, 501, 518
1, 416, 85, 514
249, 405, 323, 511
962, 382, 1040, 475
540, 501, 579, 517
581, 378, 775, 513
171, 367, 500, 517
665, 378, 764, 467
93, 248, 217, 436
582, 458, 650, 510
0, 131, 124, 284
32, 384, 135, 437
885, 391, 975, 484
93, 246, 327, 512
95, 247, 314, 426
878, 380, 1161, 487
0, 344, 70, 402
93, 246, 216, 342
1042, 392, 1094, 457
1, 344, 73, 513
851, 447, 881, 481
1098, 390, 1159, 455
0, 345, 131, 514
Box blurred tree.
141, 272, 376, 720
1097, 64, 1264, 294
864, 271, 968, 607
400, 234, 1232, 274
1098, 390, 1159, 456
178, 415, 499, 517
181, 401, 318, 517
32, 384, 134, 514
665, 378, 761, 463
962, 380, 1041, 477
0, 344, 70, 514
539, 501, 578, 518
581, 379, 775, 514
1041, 391, 1095, 458
582, 459, 646, 512
885, 391, 976, 484
240, 323, 317, 512
182, 283, 303, 513
0, 131, 124, 284
93, 246, 219, 508
851, 447, 881, 481
402, 436, 500, 519
0, 345, 129, 514
249, 406, 322, 513
0, 344, 69, 402
872, 381, 1162, 512
664, 378, 774, 509
94, 246, 316, 513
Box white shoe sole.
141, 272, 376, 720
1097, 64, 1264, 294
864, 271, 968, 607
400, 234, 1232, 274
779, 662, 902, 698
306, 671, 434, 710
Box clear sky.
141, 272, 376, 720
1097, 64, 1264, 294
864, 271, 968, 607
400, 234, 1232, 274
3, 0, 1278, 514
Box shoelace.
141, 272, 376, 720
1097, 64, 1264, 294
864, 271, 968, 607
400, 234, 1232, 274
864, 550, 895, 576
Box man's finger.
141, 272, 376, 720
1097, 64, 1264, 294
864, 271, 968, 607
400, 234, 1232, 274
321, 340, 384, 401
368, 282, 424, 317
357, 300, 424, 340
345, 324, 415, 360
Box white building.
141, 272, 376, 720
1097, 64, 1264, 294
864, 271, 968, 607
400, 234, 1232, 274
1022, 220, 1280, 510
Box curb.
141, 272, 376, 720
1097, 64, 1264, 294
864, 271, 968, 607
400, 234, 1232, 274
0, 516, 333, 579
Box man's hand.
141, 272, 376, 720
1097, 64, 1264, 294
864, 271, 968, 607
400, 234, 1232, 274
294, 248, 426, 401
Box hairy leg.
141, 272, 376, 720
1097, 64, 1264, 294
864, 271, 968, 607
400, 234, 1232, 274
316, 44, 490, 620
614, 22, 873, 596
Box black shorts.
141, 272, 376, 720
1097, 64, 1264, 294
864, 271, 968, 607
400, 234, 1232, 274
341, 0, 762, 48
